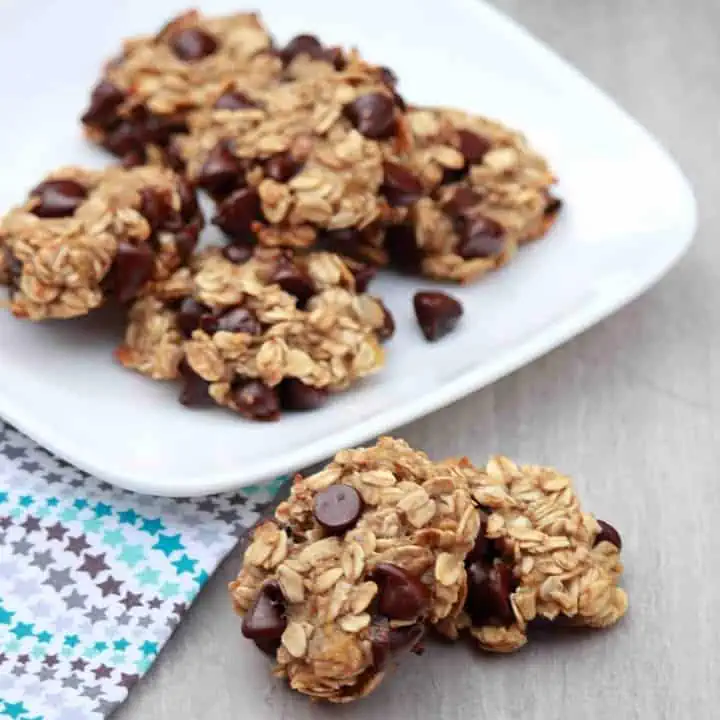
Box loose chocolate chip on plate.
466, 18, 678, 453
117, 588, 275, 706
176, 297, 212, 338
370, 563, 430, 621
213, 187, 262, 239
344, 93, 397, 139
109, 242, 155, 303
30, 179, 88, 219
233, 379, 280, 421
413, 291, 463, 342
178, 360, 211, 407
465, 560, 515, 626
313, 484, 363, 535
269, 260, 315, 308
265, 153, 302, 183
381, 161, 424, 207
279, 378, 329, 411
81, 80, 126, 128
594, 520, 622, 550
169, 27, 219, 61
222, 242, 254, 265
242, 580, 287, 654
216, 306, 262, 335
196, 140, 246, 198
384, 224, 423, 273
456, 129, 492, 165
214, 91, 258, 111
457, 215, 505, 259
281, 34, 324, 64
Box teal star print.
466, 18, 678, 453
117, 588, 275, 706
46, 497, 59, 507
141, 517, 166, 535
93, 502, 113, 518
73, 499, 88, 510
37, 631, 52, 643
3, 701, 28, 719
102, 529, 125, 548
118, 544, 145, 567
0, 491, 8, 503
0, 607, 15, 624
140, 640, 158, 656
64, 634, 80, 648
118, 508, 139, 525
172, 554, 197, 575
114, 638, 130, 651
19, 495, 34, 507
11, 622, 34, 639
136, 567, 161, 586
159, 581, 180, 599
153, 533, 184, 556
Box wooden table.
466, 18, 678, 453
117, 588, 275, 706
118, 1, 720, 717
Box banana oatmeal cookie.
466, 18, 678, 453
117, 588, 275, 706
229, 437, 481, 701
230, 441, 627, 702
0, 165, 202, 320
116, 247, 391, 419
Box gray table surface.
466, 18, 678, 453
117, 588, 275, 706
117, 1, 720, 717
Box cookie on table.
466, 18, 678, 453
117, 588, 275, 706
381, 107, 561, 282
229, 437, 481, 701
440, 455, 627, 651
178, 57, 408, 264
116, 247, 391, 420
0, 166, 202, 320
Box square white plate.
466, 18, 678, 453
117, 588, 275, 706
0, 0, 696, 496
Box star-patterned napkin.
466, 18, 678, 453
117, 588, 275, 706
0, 422, 287, 720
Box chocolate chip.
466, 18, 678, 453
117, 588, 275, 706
102, 118, 146, 162
144, 113, 187, 146
139, 188, 181, 232
445, 187, 483, 216
109, 242, 155, 303
344, 93, 397, 139
176, 297, 212, 338
594, 520, 622, 550
232, 379, 280, 421
317, 228, 368, 263
222, 243, 254, 265
195, 140, 246, 199
214, 91, 258, 111
350, 263, 376, 293
377, 301, 395, 342
279, 378, 329, 411
241, 580, 287, 653
381, 161, 424, 207
174, 218, 202, 261
384, 224, 423, 273
369, 619, 425, 670
176, 177, 199, 222
30, 180, 87, 219
379, 66, 398, 88
465, 560, 515, 626
265, 153, 302, 183
81, 80, 126, 128
323, 46, 347, 70
169, 27, 219, 61
213, 187, 262, 239
178, 360, 211, 407
456, 129, 492, 164
545, 195, 563, 216
456, 215, 505, 259
216, 306, 262, 335
281, 34, 324, 65
165, 138, 187, 173
370, 563, 430, 621
4, 249, 22, 295
269, 260, 315, 308
466, 514, 490, 564
313, 484, 363, 535
413, 291, 463, 342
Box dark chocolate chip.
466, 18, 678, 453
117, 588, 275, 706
456, 129, 492, 164
30, 180, 88, 219
317, 228, 368, 263
441, 166, 468, 185
465, 561, 515, 626
169, 27, 219, 61
109, 242, 155, 303
350, 263, 376, 293
265, 153, 302, 183
144, 113, 187, 146
594, 520, 622, 550
232, 379, 280, 421
214, 91, 258, 111
445, 187, 483, 216
370, 563, 430, 621
413, 291, 463, 342
384, 224, 423, 273
196, 140, 246, 198
344, 93, 397, 139
176, 177, 199, 222
323, 46, 347, 70
139, 188, 181, 232
165, 138, 187, 173
466, 514, 490, 564
279, 378, 329, 411
379, 66, 398, 88
222, 243, 254, 265
213, 187, 262, 239
102, 117, 146, 163
313, 484, 363, 535
176, 297, 212, 338
456, 215, 505, 259
369, 619, 425, 670
4, 249, 22, 295
269, 260, 315, 308
241, 580, 287, 652
281, 34, 324, 65
216, 306, 262, 335
381, 161, 424, 207
174, 218, 202, 261
545, 195, 563, 216
377, 301, 395, 342
81, 80, 126, 128
178, 360, 211, 407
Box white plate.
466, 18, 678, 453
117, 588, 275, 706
0, 0, 696, 496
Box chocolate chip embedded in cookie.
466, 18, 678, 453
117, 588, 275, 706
229, 437, 481, 702
116, 248, 390, 420
0, 166, 202, 320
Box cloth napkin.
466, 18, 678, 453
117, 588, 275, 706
0, 422, 287, 720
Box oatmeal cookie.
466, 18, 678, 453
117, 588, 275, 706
116, 247, 391, 419
0, 165, 202, 320
229, 437, 481, 701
